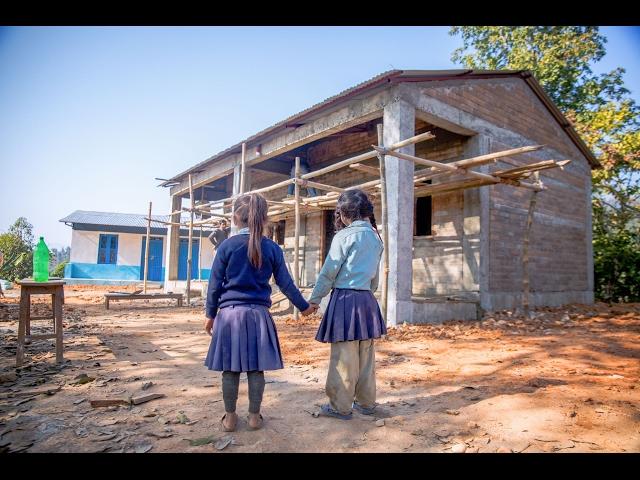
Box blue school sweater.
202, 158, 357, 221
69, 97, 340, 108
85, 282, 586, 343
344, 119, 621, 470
205, 229, 310, 319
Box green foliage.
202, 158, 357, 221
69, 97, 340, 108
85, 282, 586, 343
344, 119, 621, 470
0, 217, 35, 282
51, 260, 67, 278
593, 210, 640, 302
449, 26, 640, 302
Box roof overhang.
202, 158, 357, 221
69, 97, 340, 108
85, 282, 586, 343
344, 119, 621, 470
162, 69, 598, 186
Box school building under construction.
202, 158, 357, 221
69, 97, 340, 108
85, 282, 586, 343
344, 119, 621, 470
158, 69, 598, 325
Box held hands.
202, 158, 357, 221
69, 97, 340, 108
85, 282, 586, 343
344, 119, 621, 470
301, 303, 319, 317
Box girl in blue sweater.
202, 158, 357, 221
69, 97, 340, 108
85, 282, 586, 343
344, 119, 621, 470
204, 193, 316, 432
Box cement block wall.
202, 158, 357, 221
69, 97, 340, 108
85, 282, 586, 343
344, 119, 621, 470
415, 77, 593, 310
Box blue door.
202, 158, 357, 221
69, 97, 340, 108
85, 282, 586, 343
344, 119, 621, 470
140, 237, 164, 281
178, 238, 199, 280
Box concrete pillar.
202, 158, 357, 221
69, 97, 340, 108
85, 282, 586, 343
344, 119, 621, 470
472, 134, 492, 311
165, 194, 182, 285
461, 136, 485, 294
383, 99, 415, 326
230, 164, 242, 235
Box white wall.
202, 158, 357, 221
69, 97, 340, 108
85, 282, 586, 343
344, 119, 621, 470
70, 230, 166, 266
199, 235, 215, 270
70, 230, 100, 263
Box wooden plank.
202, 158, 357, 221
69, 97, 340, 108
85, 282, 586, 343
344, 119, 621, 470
130, 393, 166, 405
0, 385, 62, 399
90, 398, 131, 408
104, 293, 183, 300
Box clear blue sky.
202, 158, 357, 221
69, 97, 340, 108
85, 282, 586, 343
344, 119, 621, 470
1, 26, 639, 249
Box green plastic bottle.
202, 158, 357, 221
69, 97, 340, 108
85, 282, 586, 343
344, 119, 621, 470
33, 237, 50, 282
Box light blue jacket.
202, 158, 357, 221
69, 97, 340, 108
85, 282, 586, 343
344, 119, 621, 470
308, 220, 383, 304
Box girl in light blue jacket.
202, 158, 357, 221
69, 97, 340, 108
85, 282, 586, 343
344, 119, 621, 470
308, 189, 386, 420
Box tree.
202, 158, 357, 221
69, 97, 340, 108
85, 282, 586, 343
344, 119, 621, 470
450, 26, 640, 302
0, 217, 35, 282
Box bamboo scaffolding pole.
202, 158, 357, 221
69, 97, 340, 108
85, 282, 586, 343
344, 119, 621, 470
410, 145, 545, 183
190, 211, 232, 220
522, 172, 541, 317
294, 157, 301, 321
145, 218, 187, 227
376, 124, 389, 321
455, 144, 544, 167
240, 142, 247, 194
186, 174, 194, 306
375, 146, 543, 192
494, 159, 571, 178
301, 131, 435, 180
294, 178, 346, 193
193, 178, 295, 212
143, 201, 152, 294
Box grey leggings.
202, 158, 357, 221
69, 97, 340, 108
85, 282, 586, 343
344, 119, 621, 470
222, 371, 265, 414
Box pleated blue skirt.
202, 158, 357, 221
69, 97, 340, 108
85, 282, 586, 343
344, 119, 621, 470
315, 288, 387, 343
204, 304, 284, 372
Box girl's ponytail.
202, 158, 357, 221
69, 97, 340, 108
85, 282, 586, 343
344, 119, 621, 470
247, 193, 268, 269
369, 212, 383, 243
233, 192, 268, 269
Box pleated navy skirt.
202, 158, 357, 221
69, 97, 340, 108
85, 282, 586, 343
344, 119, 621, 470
315, 288, 387, 343
204, 304, 284, 372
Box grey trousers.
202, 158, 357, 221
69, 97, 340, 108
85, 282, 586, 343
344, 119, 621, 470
222, 371, 265, 414
325, 339, 376, 415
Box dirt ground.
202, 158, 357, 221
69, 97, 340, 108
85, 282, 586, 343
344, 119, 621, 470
0, 284, 638, 453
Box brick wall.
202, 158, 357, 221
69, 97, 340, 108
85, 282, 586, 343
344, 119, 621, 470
487, 139, 590, 296
412, 135, 471, 296
419, 77, 588, 163
416, 77, 592, 306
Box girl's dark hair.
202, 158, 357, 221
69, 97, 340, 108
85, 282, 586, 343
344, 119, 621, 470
334, 189, 382, 242
233, 193, 268, 268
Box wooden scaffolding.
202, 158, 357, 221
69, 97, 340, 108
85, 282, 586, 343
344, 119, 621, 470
149, 130, 571, 318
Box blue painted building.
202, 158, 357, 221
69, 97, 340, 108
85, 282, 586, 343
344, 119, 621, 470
60, 211, 215, 285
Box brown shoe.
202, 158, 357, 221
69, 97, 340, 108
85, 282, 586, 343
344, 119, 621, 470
247, 413, 264, 430
221, 413, 238, 432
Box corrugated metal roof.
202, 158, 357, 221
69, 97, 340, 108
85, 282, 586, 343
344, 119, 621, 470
162, 69, 598, 186
59, 210, 182, 229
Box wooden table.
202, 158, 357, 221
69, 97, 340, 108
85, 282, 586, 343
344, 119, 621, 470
16, 279, 65, 367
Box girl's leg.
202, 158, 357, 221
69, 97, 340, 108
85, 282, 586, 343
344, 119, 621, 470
325, 340, 360, 415
247, 371, 265, 429
222, 371, 240, 429
247, 370, 265, 414
354, 339, 376, 409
